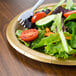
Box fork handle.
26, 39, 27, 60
32, 0, 45, 11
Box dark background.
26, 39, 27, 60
0, 0, 76, 76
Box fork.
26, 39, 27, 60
17, 0, 45, 26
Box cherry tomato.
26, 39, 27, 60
64, 10, 76, 17
32, 12, 47, 23
20, 29, 39, 41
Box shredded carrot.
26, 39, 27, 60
45, 28, 50, 33
47, 10, 53, 16
45, 32, 55, 37
66, 35, 71, 40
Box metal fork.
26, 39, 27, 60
17, 0, 45, 26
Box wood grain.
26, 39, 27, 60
0, 0, 76, 76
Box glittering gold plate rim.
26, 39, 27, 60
6, 3, 76, 65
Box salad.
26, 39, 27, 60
16, 0, 76, 59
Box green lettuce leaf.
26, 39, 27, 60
51, 12, 62, 32
18, 38, 29, 47
45, 41, 76, 59
16, 30, 22, 38
45, 42, 69, 59
31, 29, 45, 47
71, 7, 76, 10
51, 12, 69, 53
64, 14, 76, 23
32, 33, 60, 49
70, 22, 76, 48
64, 14, 76, 48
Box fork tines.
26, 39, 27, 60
18, 19, 25, 26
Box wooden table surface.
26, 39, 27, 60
0, 0, 76, 76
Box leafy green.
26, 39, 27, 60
32, 31, 71, 49
64, 13, 76, 48
32, 33, 60, 49
65, 20, 76, 48
16, 30, 22, 38
70, 22, 76, 48
51, 13, 62, 33
64, 32, 71, 37
18, 38, 30, 47
64, 14, 76, 23
16, 30, 30, 47
65, 21, 75, 30
51, 12, 62, 32
71, 7, 76, 10
69, 49, 76, 54
66, 0, 73, 10
45, 42, 69, 59
31, 29, 45, 47
71, 34, 76, 48
51, 12, 69, 53
51, 15, 58, 32
45, 41, 76, 58
51, 13, 62, 32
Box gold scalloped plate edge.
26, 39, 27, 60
6, 3, 76, 66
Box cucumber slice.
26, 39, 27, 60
35, 15, 56, 28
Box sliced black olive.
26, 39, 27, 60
45, 9, 51, 14
52, 6, 70, 15
28, 16, 33, 22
